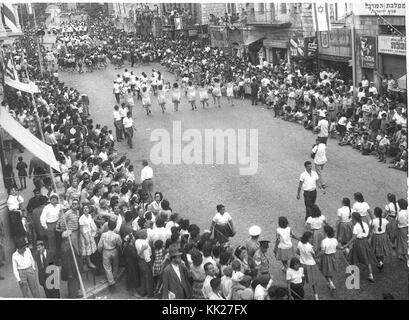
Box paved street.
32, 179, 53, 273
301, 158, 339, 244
57, 61, 409, 300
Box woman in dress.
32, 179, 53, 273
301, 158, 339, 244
318, 225, 340, 290
79, 204, 97, 269
199, 82, 210, 109
384, 193, 399, 247
171, 83, 181, 112
157, 84, 167, 113
352, 192, 372, 225
342, 212, 378, 282
187, 81, 197, 111
226, 80, 234, 107
141, 86, 152, 115
189, 248, 206, 299
210, 204, 235, 245
233, 246, 252, 275
212, 77, 222, 108
336, 197, 353, 245
370, 207, 393, 270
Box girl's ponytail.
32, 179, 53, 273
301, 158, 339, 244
378, 216, 382, 233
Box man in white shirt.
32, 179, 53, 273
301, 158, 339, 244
12, 239, 40, 298
122, 112, 134, 148
297, 161, 325, 220
134, 231, 154, 297
113, 81, 121, 104
315, 114, 329, 144
112, 105, 123, 141
202, 262, 216, 299
141, 160, 154, 199
311, 139, 328, 187
40, 194, 61, 255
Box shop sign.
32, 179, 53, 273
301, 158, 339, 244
359, 36, 376, 69
378, 35, 406, 56
188, 29, 198, 37
289, 37, 317, 58
353, 2, 405, 16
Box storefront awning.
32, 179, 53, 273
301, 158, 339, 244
398, 75, 407, 90
244, 35, 265, 46
0, 107, 60, 172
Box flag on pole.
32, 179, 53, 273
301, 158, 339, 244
27, 3, 33, 15
1, 3, 21, 33
4, 55, 40, 94
5, 56, 19, 81
312, 3, 331, 32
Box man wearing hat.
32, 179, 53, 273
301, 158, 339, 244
161, 246, 192, 299
34, 240, 60, 298
253, 240, 270, 277
246, 225, 261, 267
12, 239, 40, 298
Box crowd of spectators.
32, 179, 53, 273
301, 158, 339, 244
0, 13, 407, 300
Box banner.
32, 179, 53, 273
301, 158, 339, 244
378, 35, 406, 56
312, 3, 331, 32
359, 36, 376, 69
0, 107, 60, 172
5, 76, 40, 94
353, 2, 405, 16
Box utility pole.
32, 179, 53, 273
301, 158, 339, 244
350, 13, 356, 99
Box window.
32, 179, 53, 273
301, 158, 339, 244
280, 3, 287, 14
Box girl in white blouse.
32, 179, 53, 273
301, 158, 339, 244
318, 225, 341, 290
384, 193, 399, 247
286, 257, 304, 300
396, 199, 408, 261
274, 216, 299, 273
342, 212, 378, 282
369, 207, 393, 270
352, 192, 372, 224
336, 198, 353, 245
305, 204, 327, 251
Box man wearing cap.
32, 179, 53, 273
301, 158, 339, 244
34, 240, 60, 298
253, 240, 270, 277
12, 239, 40, 298
161, 246, 192, 299
246, 225, 261, 266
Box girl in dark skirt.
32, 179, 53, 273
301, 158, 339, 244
336, 198, 353, 245
396, 199, 408, 261
384, 193, 399, 248
286, 257, 304, 300
319, 225, 341, 290
210, 204, 235, 245
342, 212, 378, 282
297, 231, 321, 300
370, 207, 393, 270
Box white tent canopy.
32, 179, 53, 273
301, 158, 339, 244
0, 107, 60, 172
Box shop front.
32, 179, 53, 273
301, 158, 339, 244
263, 39, 288, 65
378, 35, 406, 82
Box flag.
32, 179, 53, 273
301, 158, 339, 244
5, 77, 40, 94
1, 3, 21, 33
27, 3, 33, 15
312, 3, 331, 32
5, 56, 19, 81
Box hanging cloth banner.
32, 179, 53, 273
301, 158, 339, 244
0, 106, 60, 172
4, 76, 40, 94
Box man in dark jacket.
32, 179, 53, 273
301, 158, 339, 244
34, 240, 60, 298
250, 78, 259, 106
161, 246, 192, 299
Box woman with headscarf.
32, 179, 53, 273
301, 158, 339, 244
122, 232, 141, 297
